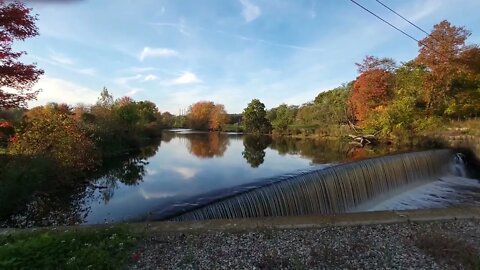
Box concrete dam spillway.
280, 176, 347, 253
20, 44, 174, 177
151, 149, 479, 221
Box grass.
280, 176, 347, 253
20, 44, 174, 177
414, 232, 480, 269
222, 124, 244, 132
0, 226, 140, 270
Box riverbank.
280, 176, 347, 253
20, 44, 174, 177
1, 207, 479, 269
133, 219, 479, 269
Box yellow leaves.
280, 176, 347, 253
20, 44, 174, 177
9, 108, 99, 172
187, 101, 228, 131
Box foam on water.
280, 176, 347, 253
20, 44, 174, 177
366, 176, 480, 211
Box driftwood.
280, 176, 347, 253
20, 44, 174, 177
348, 134, 377, 147
347, 119, 381, 148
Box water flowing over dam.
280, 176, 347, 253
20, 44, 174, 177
151, 149, 477, 221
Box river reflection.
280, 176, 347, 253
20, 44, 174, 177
81, 130, 407, 224
185, 132, 230, 158
242, 135, 272, 167
3, 130, 444, 226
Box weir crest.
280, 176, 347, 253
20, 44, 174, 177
152, 149, 470, 221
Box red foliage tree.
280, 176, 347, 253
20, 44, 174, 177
0, 0, 44, 109
348, 56, 395, 123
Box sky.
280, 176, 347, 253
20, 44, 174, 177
16, 0, 480, 114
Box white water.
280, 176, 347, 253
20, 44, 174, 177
367, 176, 480, 211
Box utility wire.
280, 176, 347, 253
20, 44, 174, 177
375, 0, 441, 43
348, 0, 443, 57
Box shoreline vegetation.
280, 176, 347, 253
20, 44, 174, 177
0, 1, 480, 268
1, 5, 480, 228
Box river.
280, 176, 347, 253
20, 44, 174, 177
2, 129, 479, 227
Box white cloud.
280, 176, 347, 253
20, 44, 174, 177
143, 74, 158, 81
139, 47, 179, 61
28, 76, 98, 107
31, 55, 96, 76
139, 189, 175, 200
50, 53, 75, 66
116, 74, 158, 88
77, 68, 96, 76
239, 0, 261, 22
125, 88, 142, 96
171, 71, 202, 85
115, 74, 142, 86
171, 167, 198, 180
402, 0, 442, 23
124, 66, 157, 73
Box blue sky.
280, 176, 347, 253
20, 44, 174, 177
17, 0, 480, 114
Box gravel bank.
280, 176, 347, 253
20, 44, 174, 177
131, 219, 480, 269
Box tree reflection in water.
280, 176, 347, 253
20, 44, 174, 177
92, 138, 161, 203
184, 132, 230, 158
242, 135, 272, 168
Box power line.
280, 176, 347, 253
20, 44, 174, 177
348, 0, 443, 57
349, 0, 422, 44
375, 0, 440, 43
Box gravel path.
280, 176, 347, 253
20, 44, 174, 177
130, 219, 480, 270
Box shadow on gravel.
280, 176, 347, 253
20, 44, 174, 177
414, 231, 480, 269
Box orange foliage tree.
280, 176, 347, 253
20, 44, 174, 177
187, 101, 228, 131
416, 20, 471, 113
348, 56, 396, 123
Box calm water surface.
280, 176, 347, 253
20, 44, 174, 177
84, 130, 395, 224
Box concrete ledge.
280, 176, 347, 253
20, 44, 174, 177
137, 207, 480, 233
3, 207, 478, 235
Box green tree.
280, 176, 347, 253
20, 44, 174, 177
270, 104, 298, 131
113, 98, 140, 128
242, 99, 272, 134
136, 101, 158, 125
364, 62, 434, 137
160, 112, 175, 128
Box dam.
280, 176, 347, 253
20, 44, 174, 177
151, 149, 480, 221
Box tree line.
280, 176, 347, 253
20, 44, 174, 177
1, 1, 479, 223
182, 20, 480, 139
238, 20, 480, 139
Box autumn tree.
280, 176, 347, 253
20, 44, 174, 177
0, 119, 13, 146
187, 101, 228, 131
242, 99, 272, 134
9, 106, 99, 171
364, 62, 427, 136
416, 20, 471, 114
209, 103, 228, 130
0, 1, 44, 109
348, 56, 396, 123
